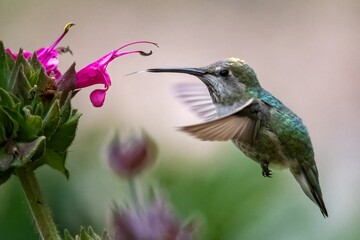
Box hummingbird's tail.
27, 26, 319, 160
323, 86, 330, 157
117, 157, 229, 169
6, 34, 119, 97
291, 166, 328, 217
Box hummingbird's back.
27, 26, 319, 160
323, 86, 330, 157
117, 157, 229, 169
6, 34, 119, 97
259, 89, 315, 164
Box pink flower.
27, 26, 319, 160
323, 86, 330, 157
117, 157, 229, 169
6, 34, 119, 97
5, 22, 157, 108
75, 41, 157, 107
6, 23, 74, 79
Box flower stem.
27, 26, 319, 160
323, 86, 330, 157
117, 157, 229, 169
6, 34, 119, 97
16, 167, 61, 240
129, 177, 144, 208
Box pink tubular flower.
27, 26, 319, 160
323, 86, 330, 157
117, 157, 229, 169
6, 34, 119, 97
6, 23, 74, 79
75, 41, 158, 107
5, 22, 157, 108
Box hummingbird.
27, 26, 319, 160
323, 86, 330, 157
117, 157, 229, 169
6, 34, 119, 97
147, 58, 328, 217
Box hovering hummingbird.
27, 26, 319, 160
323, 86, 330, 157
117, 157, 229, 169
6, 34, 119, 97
147, 58, 328, 217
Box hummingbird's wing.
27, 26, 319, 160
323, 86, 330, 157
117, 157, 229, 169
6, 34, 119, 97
173, 83, 217, 120
180, 98, 268, 144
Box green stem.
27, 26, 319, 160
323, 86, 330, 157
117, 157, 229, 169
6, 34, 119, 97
16, 167, 61, 240
129, 177, 144, 207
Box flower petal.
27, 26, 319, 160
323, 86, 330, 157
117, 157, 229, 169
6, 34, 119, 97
5, 23, 74, 79
76, 64, 112, 89
89, 88, 108, 107
5, 48, 32, 59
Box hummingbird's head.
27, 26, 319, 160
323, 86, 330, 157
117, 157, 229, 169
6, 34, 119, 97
147, 58, 260, 104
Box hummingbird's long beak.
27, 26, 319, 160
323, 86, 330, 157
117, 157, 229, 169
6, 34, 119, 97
146, 68, 206, 76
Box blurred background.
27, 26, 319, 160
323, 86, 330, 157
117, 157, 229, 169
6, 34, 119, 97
1, 0, 360, 239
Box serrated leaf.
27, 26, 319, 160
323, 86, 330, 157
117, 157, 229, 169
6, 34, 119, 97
30, 53, 43, 71
43, 149, 69, 178
0, 145, 15, 171
0, 87, 16, 108
8, 60, 19, 93
36, 68, 50, 92
47, 112, 80, 152
28, 53, 43, 86
63, 227, 110, 240
0, 41, 12, 90
63, 229, 75, 240
3, 104, 26, 140
0, 106, 19, 139
10, 136, 46, 167
30, 99, 43, 116
8, 50, 32, 92
80, 227, 92, 240
3, 104, 39, 141
13, 65, 32, 101
59, 92, 72, 125
100, 230, 111, 240
28, 70, 40, 88
14, 50, 32, 78
42, 99, 60, 137
19, 107, 43, 140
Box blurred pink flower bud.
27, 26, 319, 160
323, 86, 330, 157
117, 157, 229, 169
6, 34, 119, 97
107, 131, 157, 177
112, 197, 196, 240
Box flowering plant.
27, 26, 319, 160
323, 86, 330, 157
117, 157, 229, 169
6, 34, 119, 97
0, 23, 158, 240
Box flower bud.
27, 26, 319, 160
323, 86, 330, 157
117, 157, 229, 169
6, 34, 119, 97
112, 196, 196, 240
107, 130, 157, 177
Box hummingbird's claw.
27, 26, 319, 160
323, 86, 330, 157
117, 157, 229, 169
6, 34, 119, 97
261, 161, 272, 178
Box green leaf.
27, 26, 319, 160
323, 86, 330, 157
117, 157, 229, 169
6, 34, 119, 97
0, 145, 16, 171
32, 100, 44, 116
18, 107, 43, 140
13, 65, 32, 101
59, 92, 72, 125
36, 68, 50, 92
0, 41, 12, 90
28, 53, 43, 86
80, 227, 92, 240
3, 103, 42, 141
8, 60, 19, 93
0, 167, 14, 185
63, 229, 75, 240
42, 99, 60, 137
11, 136, 46, 167
2, 104, 25, 139
0, 123, 6, 143
63, 226, 109, 240
0, 87, 16, 108
14, 50, 32, 79
100, 231, 111, 240
0, 106, 19, 139
43, 149, 69, 178
8, 50, 31, 92
47, 112, 81, 152
30, 53, 43, 71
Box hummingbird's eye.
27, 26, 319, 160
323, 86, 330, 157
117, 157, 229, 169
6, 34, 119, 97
219, 69, 229, 77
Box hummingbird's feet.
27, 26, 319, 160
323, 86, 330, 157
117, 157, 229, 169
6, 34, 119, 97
261, 161, 272, 178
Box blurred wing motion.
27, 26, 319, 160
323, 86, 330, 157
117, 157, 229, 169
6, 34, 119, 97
174, 82, 217, 120
180, 98, 265, 144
